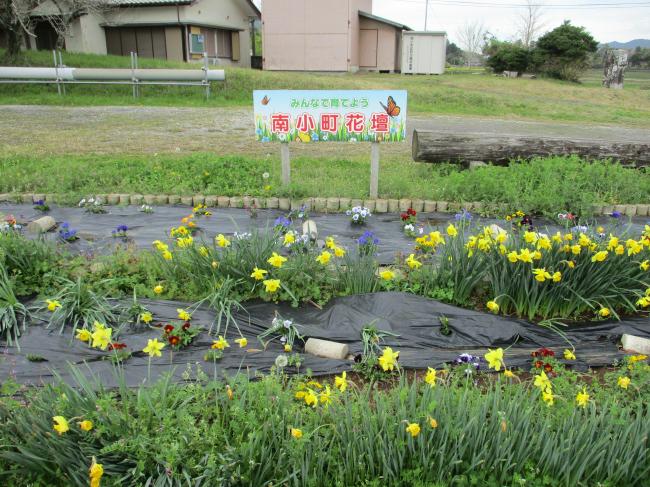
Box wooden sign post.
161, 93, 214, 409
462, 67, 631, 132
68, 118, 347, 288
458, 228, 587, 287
280, 142, 291, 186
370, 142, 380, 198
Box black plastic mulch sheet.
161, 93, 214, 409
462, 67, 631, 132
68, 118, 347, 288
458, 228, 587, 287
2, 293, 648, 388
2, 203, 648, 265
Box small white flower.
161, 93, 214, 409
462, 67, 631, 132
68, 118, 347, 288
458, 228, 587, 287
418, 227, 424, 235
275, 355, 288, 368
352, 214, 359, 221
346, 210, 352, 216
78, 198, 86, 207
283, 320, 292, 329
262, 172, 270, 179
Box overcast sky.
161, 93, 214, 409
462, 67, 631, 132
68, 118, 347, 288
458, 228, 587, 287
371, 0, 649, 44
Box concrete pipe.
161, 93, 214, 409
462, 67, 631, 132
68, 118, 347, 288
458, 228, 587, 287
0, 67, 75, 80
0, 67, 225, 82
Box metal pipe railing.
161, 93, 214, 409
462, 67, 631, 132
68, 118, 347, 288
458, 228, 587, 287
0, 51, 224, 99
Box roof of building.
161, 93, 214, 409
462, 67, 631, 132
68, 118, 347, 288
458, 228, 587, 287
109, 0, 261, 17
358, 11, 412, 31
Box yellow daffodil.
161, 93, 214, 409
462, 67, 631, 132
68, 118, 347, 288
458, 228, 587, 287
267, 252, 287, 268
640, 260, 649, 271
566, 260, 575, 269
291, 428, 303, 439
325, 237, 336, 249
578, 233, 591, 247
564, 233, 573, 241
637, 297, 650, 308
617, 376, 631, 389
91, 325, 112, 350
76, 328, 91, 343
153, 285, 164, 295
162, 250, 173, 260
283, 232, 296, 246
576, 388, 590, 408
78, 420, 93, 432
629, 354, 647, 363
518, 248, 534, 263
140, 311, 153, 324
428, 417, 438, 428
52, 416, 69, 435
89, 457, 103, 487
486, 300, 499, 313
507, 251, 518, 263
627, 240, 642, 256
424, 367, 437, 387
542, 389, 554, 406
212, 336, 230, 350
537, 237, 552, 250
552, 232, 562, 243
552, 271, 562, 283
199, 246, 209, 257
406, 254, 422, 270
153, 240, 168, 252
333, 246, 346, 257
316, 251, 332, 265
532, 250, 542, 260
212, 260, 219, 268
46, 299, 61, 312
215, 234, 230, 248
263, 279, 281, 293
319, 386, 332, 406
533, 268, 552, 282
607, 236, 619, 250
284, 344, 292, 352
446, 224, 458, 237
599, 307, 611, 318
379, 270, 395, 281
378, 347, 399, 371
571, 244, 581, 255
405, 422, 421, 438
234, 337, 248, 348
591, 250, 608, 263
534, 371, 551, 391
614, 244, 624, 255
563, 349, 576, 360
250, 267, 268, 280
524, 231, 538, 245
226, 385, 233, 400
335, 371, 348, 392
143, 338, 165, 357
504, 369, 515, 378
177, 309, 191, 321
484, 348, 504, 371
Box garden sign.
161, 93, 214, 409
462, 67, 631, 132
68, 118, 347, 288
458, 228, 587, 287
253, 90, 408, 197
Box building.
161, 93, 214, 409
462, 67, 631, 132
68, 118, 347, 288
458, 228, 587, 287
262, 0, 411, 72
23, 0, 261, 66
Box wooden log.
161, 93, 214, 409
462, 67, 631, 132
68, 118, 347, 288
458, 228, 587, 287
411, 131, 650, 167
602, 49, 627, 89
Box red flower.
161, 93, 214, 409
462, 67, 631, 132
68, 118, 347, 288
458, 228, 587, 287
407, 208, 416, 216
182, 321, 191, 330
108, 342, 127, 351
400, 213, 409, 221
540, 348, 555, 357
534, 360, 544, 369
544, 363, 553, 373
164, 324, 174, 334
531, 351, 539, 358
168, 335, 180, 346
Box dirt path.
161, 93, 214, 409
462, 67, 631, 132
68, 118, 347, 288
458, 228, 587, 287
1, 105, 649, 158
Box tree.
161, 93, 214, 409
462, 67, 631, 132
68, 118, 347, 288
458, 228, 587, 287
40, 0, 112, 50
0, 0, 38, 62
446, 40, 463, 66
456, 20, 487, 66
533, 21, 598, 81
485, 40, 530, 73
516, 0, 544, 48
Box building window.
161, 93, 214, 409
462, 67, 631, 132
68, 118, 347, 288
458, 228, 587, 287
190, 32, 205, 54
216, 29, 232, 58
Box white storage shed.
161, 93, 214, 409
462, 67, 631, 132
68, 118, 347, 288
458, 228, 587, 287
401, 31, 447, 75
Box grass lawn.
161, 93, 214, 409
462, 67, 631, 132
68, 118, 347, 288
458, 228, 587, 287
1, 153, 648, 215
2, 50, 650, 127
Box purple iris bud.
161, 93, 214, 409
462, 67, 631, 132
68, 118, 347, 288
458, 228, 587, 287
611, 211, 621, 218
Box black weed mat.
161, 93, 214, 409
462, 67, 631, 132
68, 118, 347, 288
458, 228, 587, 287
2, 293, 648, 388
2, 203, 648, 265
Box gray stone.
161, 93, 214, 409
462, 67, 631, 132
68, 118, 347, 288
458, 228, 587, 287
266, 197, 279, 209
27, 216, 56, 234
437, 201, 449, 212
304, 338, 349, 360
423, 200, 437, 212
180, 196, 194, 206
107, 194, 120, 205
621, 334, 650, 355
278, 198, 291, 211
204, 196, 217, 207
375, 199, 388, 213
217, 196, 230, 208
313, 198, 327, 212
326, 198, 340, 211
303, 220, 318, 240
130, 194, 144, 205
636, 204, 649, 217
411, 199, 424, 212
154, 195, 169, 205
339, 198, 351, 210
167, 195, 180, 205
230, 196, 243, 208
363, 199, 376, 212
193, 195, 205, 206
398, 199, 412, 211
387, 199, 399, 213
143, 195, 156, 205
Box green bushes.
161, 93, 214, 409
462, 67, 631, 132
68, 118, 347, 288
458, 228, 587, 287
0, 358, 648, 486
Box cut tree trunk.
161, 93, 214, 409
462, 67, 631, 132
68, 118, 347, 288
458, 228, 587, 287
411, 131, 650, 167
602, 49, 628, 89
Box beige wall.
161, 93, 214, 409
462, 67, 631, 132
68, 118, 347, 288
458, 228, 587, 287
348, 0, 372, 71
64, 12, 108, 54
263, 0, 353, 71
358, 16, 400, 71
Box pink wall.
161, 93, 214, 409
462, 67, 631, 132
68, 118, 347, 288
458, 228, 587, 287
358, 16, 400, 71
263, 0, 351, 71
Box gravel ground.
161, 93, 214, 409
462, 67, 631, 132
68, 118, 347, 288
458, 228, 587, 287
1, 105, 649, 158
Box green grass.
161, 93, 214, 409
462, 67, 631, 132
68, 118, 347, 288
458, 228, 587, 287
2, 49, 650, 126
1, 153, 648, 215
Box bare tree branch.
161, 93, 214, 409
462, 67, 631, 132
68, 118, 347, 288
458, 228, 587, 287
516, 0, 544, 48
456, 20, 487, 66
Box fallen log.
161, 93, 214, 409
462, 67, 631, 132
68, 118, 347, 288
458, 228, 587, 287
411, 130, 650, 167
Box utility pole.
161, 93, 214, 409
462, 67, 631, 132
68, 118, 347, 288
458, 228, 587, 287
424, 0, 429, 31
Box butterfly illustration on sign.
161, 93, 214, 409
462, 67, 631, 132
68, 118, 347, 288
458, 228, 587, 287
380, 96, 401, 117
261, 95, 270, 105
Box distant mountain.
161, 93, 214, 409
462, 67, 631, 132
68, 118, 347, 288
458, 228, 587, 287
601, 39, 650, 49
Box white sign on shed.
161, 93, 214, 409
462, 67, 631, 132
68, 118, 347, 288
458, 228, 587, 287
401, 31, 447, 75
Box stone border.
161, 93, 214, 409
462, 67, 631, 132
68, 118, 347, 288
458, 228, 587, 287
0, 193, 648, 217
